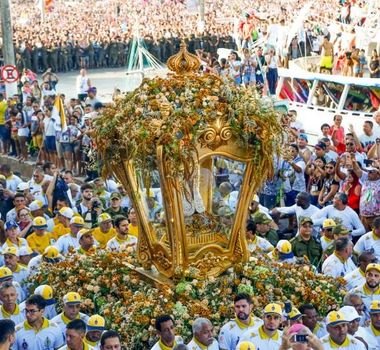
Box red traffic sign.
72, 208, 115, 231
1, 65, 19, 83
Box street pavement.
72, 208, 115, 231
45, 67, 167, 103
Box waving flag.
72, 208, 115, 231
52, 94, 67, 134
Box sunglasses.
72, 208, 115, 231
326, 166, 334, 169
346, 143, 354, 146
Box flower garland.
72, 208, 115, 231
29, 251, 345, 349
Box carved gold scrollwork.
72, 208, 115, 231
190, 252, 228, 276
153, 248, 172, 270
199, 126, 233, 149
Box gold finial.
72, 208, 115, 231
167, 41, 201, 74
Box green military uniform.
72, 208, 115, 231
252, 212, 279, 246
290, 235, 322, 267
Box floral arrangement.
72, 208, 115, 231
95, 72, 284, 189
30, 251, 345, 349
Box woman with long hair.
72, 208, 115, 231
341, 169, 361, 213
369, 49, 380, 78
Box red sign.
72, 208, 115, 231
1, 65, 19, 83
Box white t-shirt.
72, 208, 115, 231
359, 133, 376, 149
43, 117, 56, 136
275, 204, 320, 225
354, 231, 380, 261
283, 158, 306, 193
311, 205, 365, 237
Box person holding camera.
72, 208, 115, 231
279, 324, 323, 350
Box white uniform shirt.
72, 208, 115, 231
12, 264, 29, 286
344, 268, 366, 291
106, 235, 137, 252
320, 236, 334, 252
151, 336, 184, 350
320, 334, 366, 350
218, 317, 263, 350
27, 255, 43, 276
350, 283, 380, 312
247, 236, 273, 253
50, 312, 89, 337
15, 318, 65, 350
5, 174, 22, 192
187, 338, 219, 350
354, 231, 380, 261
0, 304, 25, 324
238, 325, 282, 350
355, 326, 378, 350
322, 253, 356, 278
311, 205, 365, 237
55, 234, 79, 254
364, 324, 380, 349
312, 322, 328, 338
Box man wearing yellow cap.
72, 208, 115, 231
20, 285, 57, 321
350, 263, 380, 312
77, 230, 97, 255
320, 219, 336, 253
106, 216, 137, 252
0, 282, 25, 324
55, 216, 84, 254
52, 207, 74, 239
85, 315, 106, 350
151, 315, 184, 350
27, 246, 63, 276
344, 251, 377, 291
187, 318, 219, 350
322, 237, 356, 278
320, 310, 365, 349
92, 213, 116, 249
238, 303, 283, 350
27, 217, 56, 254
268, 240, 296, 264
0, 267, 25, 303
218, 294, 263, 350
3, 247, 29, 286
366, 300, 380, 347
15, 294, 64, 350
51, 292, 89, 336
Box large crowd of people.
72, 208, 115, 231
0, 0, 380, 349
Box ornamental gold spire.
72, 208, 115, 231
167, 41, 201, 74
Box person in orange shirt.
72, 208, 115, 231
27, 217, 56, 254
92, 213, 116, 248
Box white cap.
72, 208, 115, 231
339, 306, 361, 322
59, 207, 74, 219
17, 182, 29, 191
29, 200, 44, 211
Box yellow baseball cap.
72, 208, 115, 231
77, 229, 93, 241
29, 200, 44, 212
3, 246, 19, 257
70, 216, 84, 226
237, 342, 256, 350
35, 285, 54, 302
288, 307, 303, 321
370, 300, 380, 314
264, 303, 282, 316
366, 263, 380, 274
87, 315, 106, 331
276, 240, 292, 254
98, 213, 112, 224
326, 311, 348, 326
59, 207, 74, 219
322, 219, 336, 229
0, 267, 13, 282
63, 292, 82, 305
33, 216, 47, 228
42, 246, 60, 259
